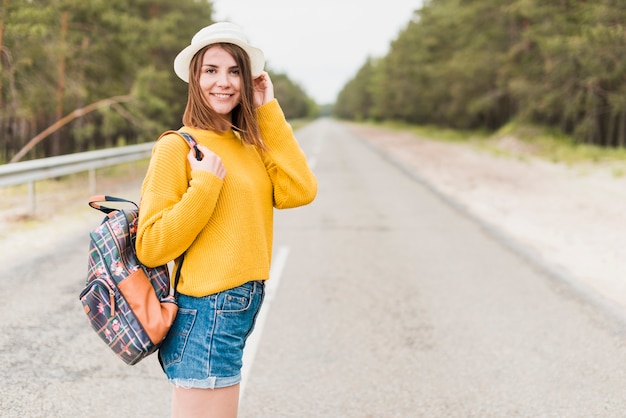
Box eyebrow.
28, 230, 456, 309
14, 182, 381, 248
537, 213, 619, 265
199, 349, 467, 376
201, 64, 240, 70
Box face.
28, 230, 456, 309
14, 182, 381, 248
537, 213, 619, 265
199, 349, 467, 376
199, 46, 241, 118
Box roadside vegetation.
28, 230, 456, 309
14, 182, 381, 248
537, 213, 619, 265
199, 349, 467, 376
336, 0, 626, 155
373, 119, 626, 171
3, 0, 626, 177
0, 1, 317, 164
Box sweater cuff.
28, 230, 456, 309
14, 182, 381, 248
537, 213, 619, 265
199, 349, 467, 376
256, 99, 294, 151
255, 99, 284, 122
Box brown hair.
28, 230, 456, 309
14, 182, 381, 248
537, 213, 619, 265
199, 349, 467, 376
182, 43, 264, 149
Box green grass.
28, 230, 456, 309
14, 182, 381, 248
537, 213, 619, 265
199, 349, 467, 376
372, 120, 490, 143
365, 119, 626, 169
288, 118, 314, 131
493, 122, 626, 165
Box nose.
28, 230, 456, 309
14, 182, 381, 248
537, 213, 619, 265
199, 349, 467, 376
216, 72, 230, 88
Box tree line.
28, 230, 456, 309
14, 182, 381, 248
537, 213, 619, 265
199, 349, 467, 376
335, 0, 626, 148
0, 0, 316, 163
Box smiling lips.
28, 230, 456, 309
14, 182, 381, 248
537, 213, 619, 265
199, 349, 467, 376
212, 93, 233, 99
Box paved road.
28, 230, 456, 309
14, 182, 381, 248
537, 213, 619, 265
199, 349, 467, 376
2, 119, 626, 417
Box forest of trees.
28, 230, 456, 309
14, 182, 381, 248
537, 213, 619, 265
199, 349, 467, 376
0, 0, 316, 163
4, 1, 625, 164
335, 0, 626, 148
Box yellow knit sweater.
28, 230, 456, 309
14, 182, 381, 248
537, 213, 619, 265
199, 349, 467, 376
136, 99, 317, 296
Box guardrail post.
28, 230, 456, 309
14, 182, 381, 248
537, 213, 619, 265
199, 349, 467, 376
28, 181, 36, 214
89, 168, 97, 194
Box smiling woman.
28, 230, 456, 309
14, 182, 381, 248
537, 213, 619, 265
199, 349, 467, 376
135, 21, 318, 418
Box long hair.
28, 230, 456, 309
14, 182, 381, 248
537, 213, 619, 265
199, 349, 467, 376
182, 43, 264, 149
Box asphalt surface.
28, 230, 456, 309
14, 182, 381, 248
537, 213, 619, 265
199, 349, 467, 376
2, 119, 626, 417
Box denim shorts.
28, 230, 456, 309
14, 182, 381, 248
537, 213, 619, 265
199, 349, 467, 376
158, 280, 265, 389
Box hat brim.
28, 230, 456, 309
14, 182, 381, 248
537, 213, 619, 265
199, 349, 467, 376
174, 37, 265, 83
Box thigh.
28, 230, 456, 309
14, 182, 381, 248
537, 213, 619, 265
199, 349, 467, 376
172, 384, 240, 418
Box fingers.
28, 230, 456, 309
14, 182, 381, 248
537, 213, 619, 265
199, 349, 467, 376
254, 72, 273, 89
253, 72, 275, 106
187, 145, 226, 179
255, 71, 270, 82
187, 147, 201, 164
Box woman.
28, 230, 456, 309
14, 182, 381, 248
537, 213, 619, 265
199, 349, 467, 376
136, 22, 317, 417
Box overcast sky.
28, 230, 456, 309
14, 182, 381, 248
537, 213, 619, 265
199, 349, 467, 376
211, 0, 424, 104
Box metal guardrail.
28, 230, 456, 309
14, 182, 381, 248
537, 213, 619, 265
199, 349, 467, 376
0, 142, 154, 212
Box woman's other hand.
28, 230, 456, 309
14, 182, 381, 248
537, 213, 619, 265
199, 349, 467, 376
187, 144, 227, 179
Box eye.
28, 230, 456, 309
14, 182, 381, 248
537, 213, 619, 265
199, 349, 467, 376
230, 68, 240, 75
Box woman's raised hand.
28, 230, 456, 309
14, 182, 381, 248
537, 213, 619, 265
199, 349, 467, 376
253, 71, 275, 107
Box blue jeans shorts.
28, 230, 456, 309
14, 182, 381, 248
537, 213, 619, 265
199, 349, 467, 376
158, 280, 265, 389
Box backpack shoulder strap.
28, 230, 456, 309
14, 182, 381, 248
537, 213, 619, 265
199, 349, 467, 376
158, 130, 202, 160
87, 130, 200, 215
154, 130, 198, 291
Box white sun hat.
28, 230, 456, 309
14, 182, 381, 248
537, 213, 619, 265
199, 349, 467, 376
173, 22, 265, 83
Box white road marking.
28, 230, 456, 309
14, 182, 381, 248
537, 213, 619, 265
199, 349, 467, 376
240, 245, 290, 400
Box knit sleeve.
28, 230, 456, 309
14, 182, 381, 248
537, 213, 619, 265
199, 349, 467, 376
136, 134, 224, 267
256, 99, 318, 209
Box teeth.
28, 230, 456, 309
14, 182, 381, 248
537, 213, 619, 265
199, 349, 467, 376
214, 94, 231, 99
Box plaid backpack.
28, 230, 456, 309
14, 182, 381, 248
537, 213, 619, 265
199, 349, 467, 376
79, 131, 199, 365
